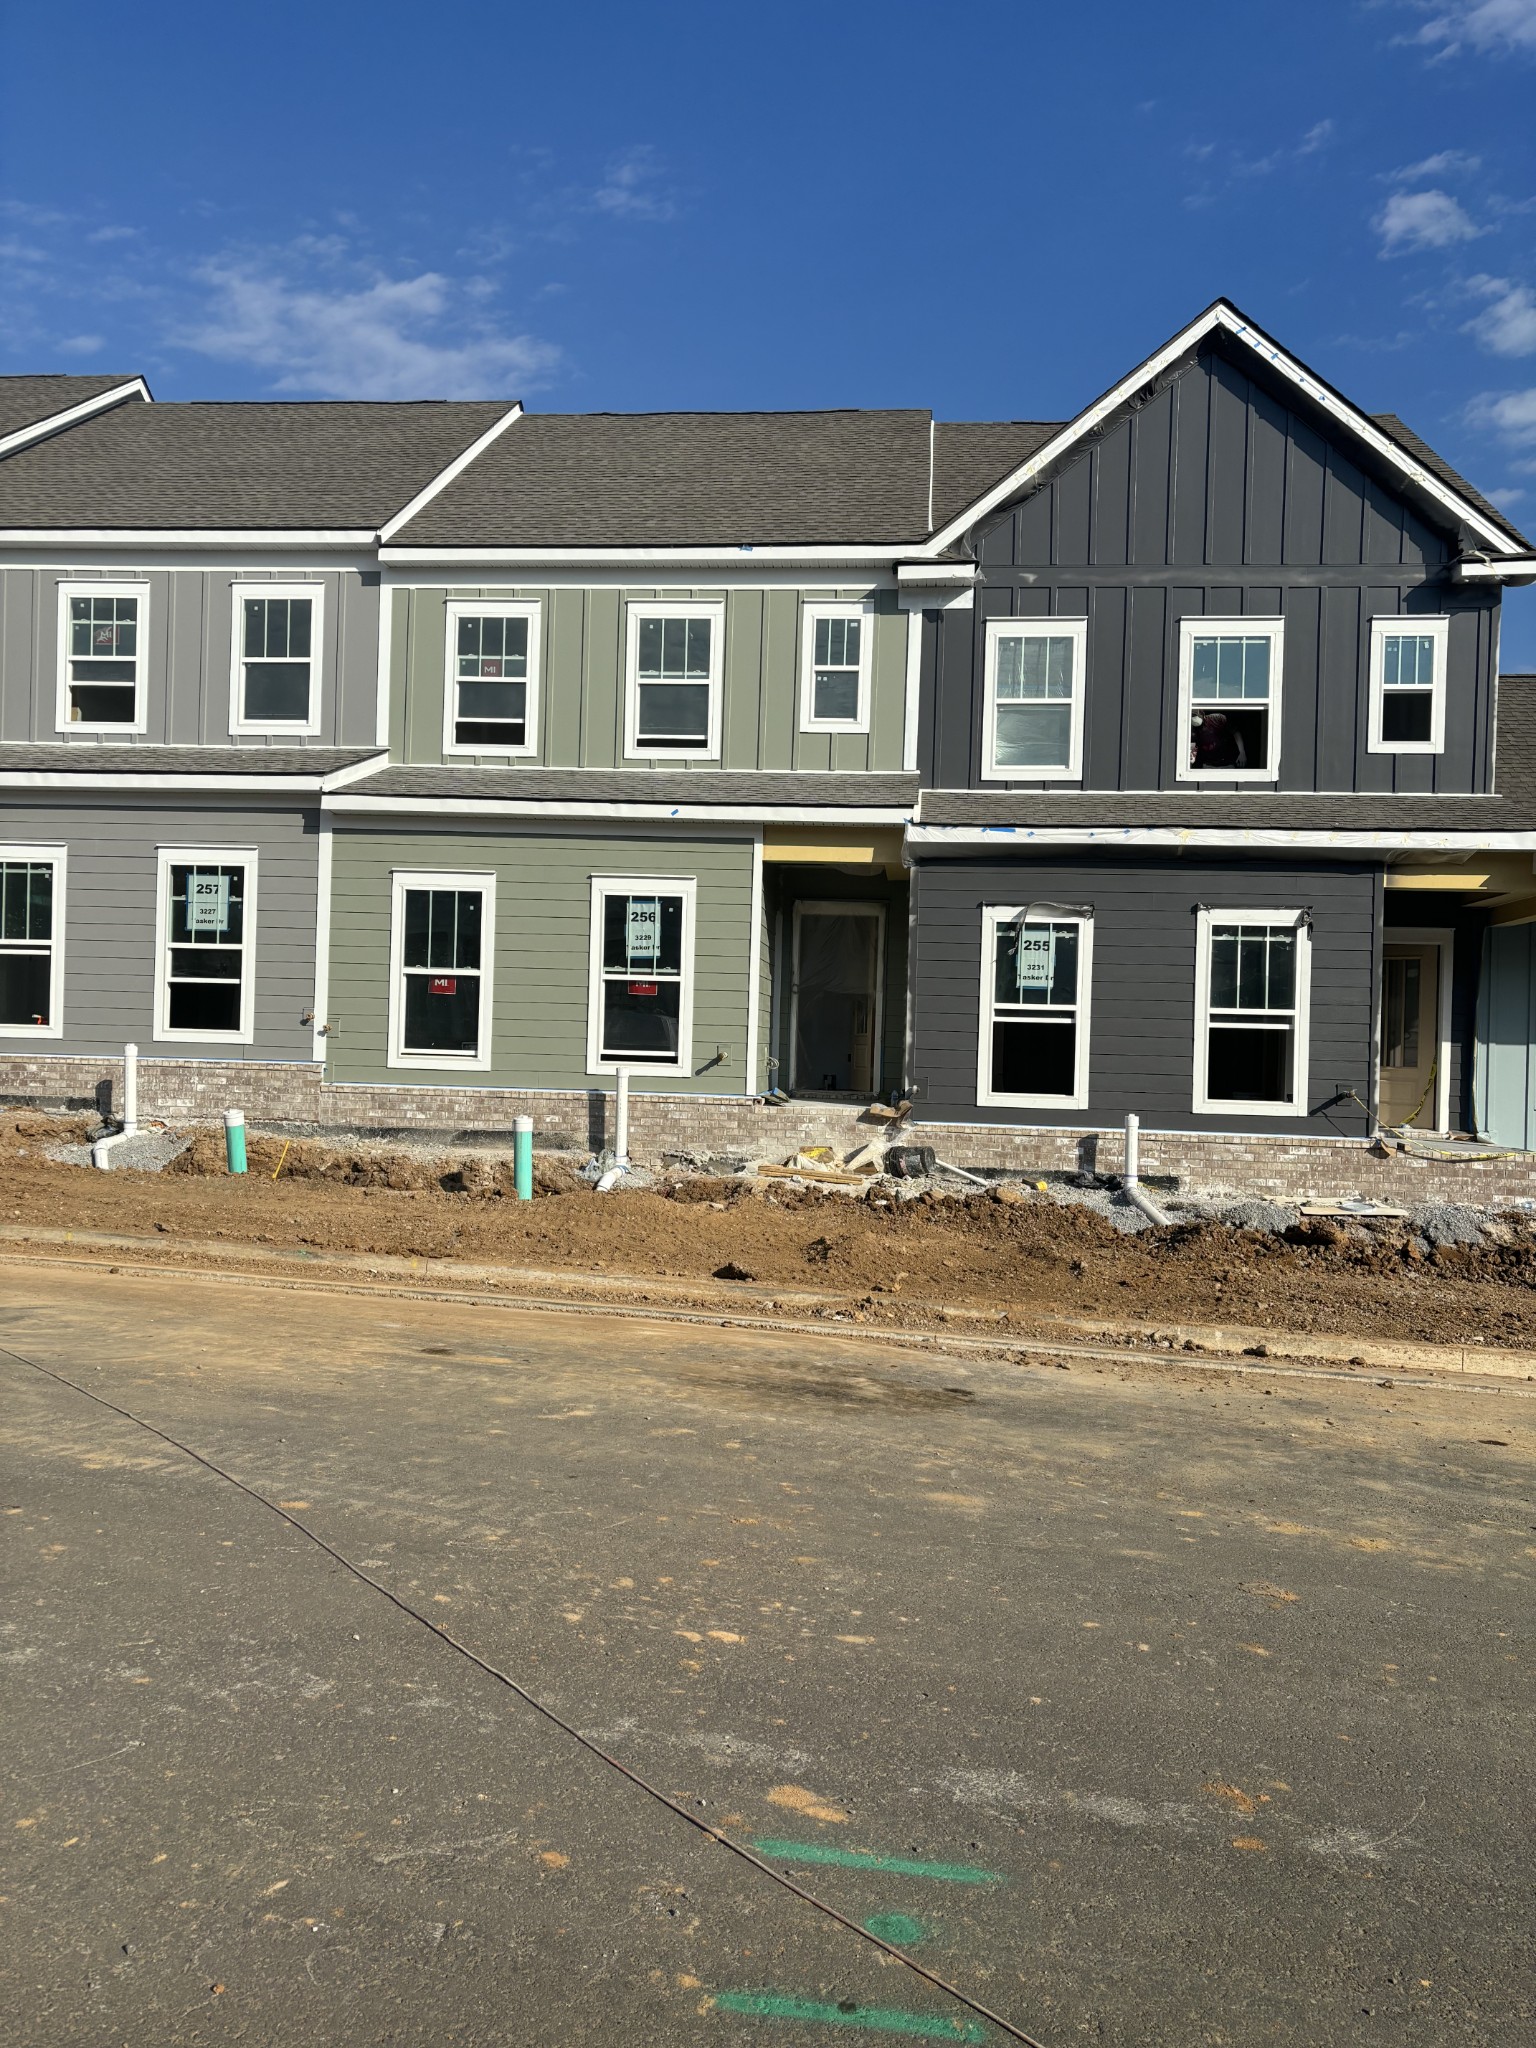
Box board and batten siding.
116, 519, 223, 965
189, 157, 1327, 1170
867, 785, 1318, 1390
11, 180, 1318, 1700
910, 854, 1380, 1136
1474, 924, 1536, 1148
920, 342, 1499, 796
325, 824, 757, 1093
0, 564, 380, 747
388, 584, 909, 772
0, 799, 320, 1061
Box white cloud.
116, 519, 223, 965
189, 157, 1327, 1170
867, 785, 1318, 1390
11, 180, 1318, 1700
1384, 149, 1482, 182
56, 333, 105, 356
593, 147, 675, 222
1406, 1, 1536, 54
181, 259, 559, 399
1374, 187, 1485, 252
1488, 484, 1528, 507
1465, 276, 1536, 353
86, 225, 139, 245
1467, 387, 1536, 444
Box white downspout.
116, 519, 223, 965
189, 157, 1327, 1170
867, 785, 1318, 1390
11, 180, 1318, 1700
1121, 1110, 1170, 1227
91, 1043, 139, 1169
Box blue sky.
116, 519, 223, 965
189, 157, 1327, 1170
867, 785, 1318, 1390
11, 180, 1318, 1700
2, 0, 1534, 653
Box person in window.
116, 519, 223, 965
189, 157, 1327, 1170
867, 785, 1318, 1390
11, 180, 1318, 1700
1191, 709, 1247, 772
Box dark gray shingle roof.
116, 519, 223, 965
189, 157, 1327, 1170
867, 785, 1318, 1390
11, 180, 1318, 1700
341, 766, 918, 808
930, 422, 1062, 531
0, 400, 510, 530
0, 374, 140, 441
0, 745, 379, 778
1372, 413, 1530, 551
389, 410, 936, 547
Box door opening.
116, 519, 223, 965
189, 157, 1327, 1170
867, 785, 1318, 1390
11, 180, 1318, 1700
790, 901, 884, 1094
1380, 941, 1442, 1131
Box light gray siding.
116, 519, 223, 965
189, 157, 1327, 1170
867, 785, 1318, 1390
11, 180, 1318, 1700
1475, 924, 1536, 1146
389, 584, 910, 772
0, 563, 380, 748
0, 798, 320, 1061
910, 854, 1379, 1137
921, 343, 1500, 796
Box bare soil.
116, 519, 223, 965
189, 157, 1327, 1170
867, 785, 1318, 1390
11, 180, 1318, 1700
4, 1113, 1533, 1348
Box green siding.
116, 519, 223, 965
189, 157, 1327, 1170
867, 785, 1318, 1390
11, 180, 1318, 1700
394, 583, 911, 771
326, 825, 756, 1093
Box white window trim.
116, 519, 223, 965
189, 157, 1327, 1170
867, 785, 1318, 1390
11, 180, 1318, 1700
153, 847, 258, 1046
1192, 906, 1310, 1118
622, 600, 724, 762
980, 616, 1088, 782
441, 597, 542, 758
586, 874, 697, 1077
975, 906, 1093, 1110
55, 580, 150, 737
1175, 616, 1285, 784
1367, 614, 1448, 756
0, 843, 67, 1039
798, 598, 875, 735
228, 582, 325, 737
386, 868, 496, 1072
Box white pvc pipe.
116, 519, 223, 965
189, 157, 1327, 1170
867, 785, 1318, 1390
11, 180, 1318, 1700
1121, 1109, 1170, 1226
614, 1065, 630, 1166
91, 1042, 141, 1169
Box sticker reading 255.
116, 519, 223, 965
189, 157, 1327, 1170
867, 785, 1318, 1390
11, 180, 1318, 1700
1014, 926, 1055, 993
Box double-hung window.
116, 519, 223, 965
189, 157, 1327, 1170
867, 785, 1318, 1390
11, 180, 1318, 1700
799, 601, 873, 732
0, 848, 64, 1037
982, 618, 1087, 780
587, 877, 695, 1074
1194, 908, 1310, 1115
1179, 617, 1284, 781
388, 872, 495, 1069
444, 600, 541, 755
1369, 615, 1447, 754
624, 601, 723, 758
155, 850, 255, 1043
977, 907, 1092, 1109
231, 585, 322, 733
57, 582, 147, 731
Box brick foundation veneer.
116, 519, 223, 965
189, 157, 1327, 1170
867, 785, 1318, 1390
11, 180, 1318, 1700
3, 1053, 1534, 1205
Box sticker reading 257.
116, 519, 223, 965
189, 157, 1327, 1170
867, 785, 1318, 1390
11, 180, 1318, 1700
188, 872, 231, 934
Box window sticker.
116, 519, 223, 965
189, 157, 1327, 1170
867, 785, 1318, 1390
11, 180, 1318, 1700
188, 872, 231, 934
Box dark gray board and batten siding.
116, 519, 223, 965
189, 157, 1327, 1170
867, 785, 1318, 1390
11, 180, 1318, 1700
919, 342, 1499, 796
0, 566, 379, 748
0, 800, 320, 1062
910, 855, 1380, 1137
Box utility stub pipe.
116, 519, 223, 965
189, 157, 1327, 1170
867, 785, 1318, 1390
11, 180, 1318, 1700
513, 1115, 533, 1201
614, 1066, 631, 1167
224, 1109, 248, 1175
1121, 1110, 1171, 1227
90, 1041, 141, 1169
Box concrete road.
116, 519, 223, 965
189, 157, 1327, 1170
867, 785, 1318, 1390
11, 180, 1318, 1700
1, 1265, 1531, 2048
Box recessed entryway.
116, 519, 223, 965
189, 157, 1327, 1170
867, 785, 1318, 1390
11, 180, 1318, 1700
789, 900, 885, 1095
1379, 931, 1450, 1131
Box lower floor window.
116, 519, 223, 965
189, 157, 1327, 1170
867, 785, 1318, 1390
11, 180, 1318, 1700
1196, 910, 1309, 1112
589, 878, 694, 1071
979, 908, 1090, 1106
0, 852, 62, 1034
158, 853, 253, 1040
390, 872, 494, 1066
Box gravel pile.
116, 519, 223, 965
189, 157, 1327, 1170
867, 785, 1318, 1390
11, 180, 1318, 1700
1409, 1202, 1489, 1248
45, 1128, 191, 1174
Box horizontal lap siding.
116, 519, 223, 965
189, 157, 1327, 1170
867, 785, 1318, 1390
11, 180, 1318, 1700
326, 825, 755, 1093
0, 799, 319, 1060
397, 584, 911, 772
934, 343, 1496, 795
0, 566, 377, 748
912, 854, 1378, 1135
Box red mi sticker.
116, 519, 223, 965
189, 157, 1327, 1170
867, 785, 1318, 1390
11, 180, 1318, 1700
627, 981, 658, 997
429, 976, 457, 995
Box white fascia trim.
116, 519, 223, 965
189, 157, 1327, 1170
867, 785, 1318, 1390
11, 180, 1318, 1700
896, 562, 979, 589
379, 403, 525, 543
1455, 557, 1536, 581
0, 528, 377, 548
323, 796, 915, 824
920, 301, 1525, 560
318, 751, 391, 792
905, 822, 1536, 851
380, 544, 916, 567
0, 379, 151, 459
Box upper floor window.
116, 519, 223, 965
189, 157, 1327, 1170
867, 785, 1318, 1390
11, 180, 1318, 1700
1193, 907, 1310, 1116
444, 601, 540, 756
230, 587, 321, 734
155, 850, 255, 1043
0, 848, 64, 1038
57, 582, 147, 732
1369, 615, 1447, 755
800, 601, 873, 733
1178, 618, 1283, 782
982, 618, 1087, 781
624, 601, 723, 759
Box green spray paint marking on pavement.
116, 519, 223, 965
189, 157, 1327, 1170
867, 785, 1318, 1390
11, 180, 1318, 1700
862, 1913, 929, 1946
748, 1839, 1000, 1885
712, 1991, 987, 2041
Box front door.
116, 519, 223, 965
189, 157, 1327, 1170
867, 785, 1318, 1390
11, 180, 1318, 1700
1380, 943, 1440, 1130
790, 902, 884, 1094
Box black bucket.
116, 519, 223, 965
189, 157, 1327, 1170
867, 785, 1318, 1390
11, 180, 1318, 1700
885, 1144, 937, 1178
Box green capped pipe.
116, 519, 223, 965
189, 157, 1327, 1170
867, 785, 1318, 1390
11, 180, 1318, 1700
224, 1108, 247, 1175
513, 1115, 533, 1200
